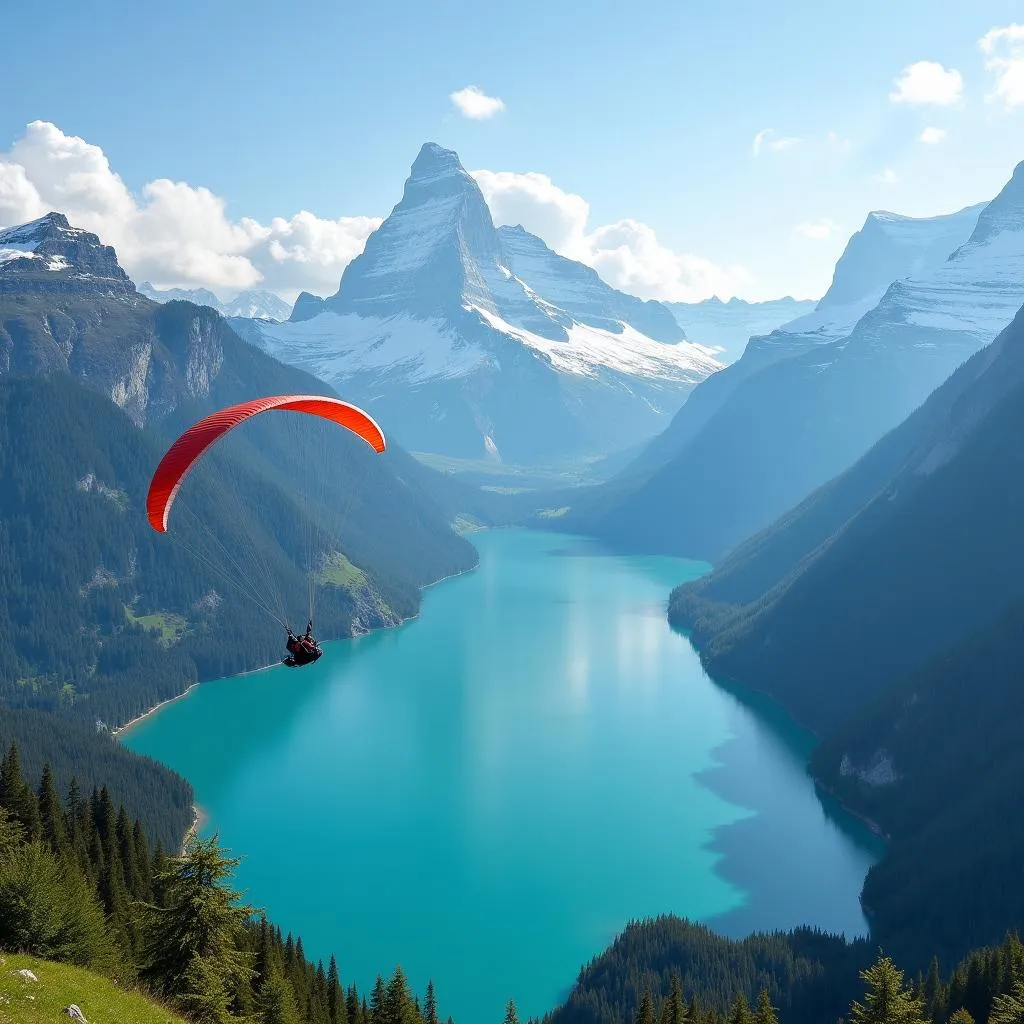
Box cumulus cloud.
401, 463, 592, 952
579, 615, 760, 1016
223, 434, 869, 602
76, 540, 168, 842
919, 126, 948, 144
793, 218, 840, 241
889, 61, 964, 106
0, 120, 755, 306
979, 24, 1024, 109
752, 128, 802, 156
450, 85, 506, 120
0, 121, 380, 302
472, 168, 753, 302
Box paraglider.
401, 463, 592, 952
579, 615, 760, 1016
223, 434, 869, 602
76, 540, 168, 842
146, 394, 386, 666
284, 620, 322, 667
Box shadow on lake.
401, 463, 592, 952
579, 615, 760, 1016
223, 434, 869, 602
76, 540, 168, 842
688, 662, 886, 940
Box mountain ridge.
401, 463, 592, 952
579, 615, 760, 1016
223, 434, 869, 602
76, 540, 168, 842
242, 142, 722, 464
563, 181, 1014, 560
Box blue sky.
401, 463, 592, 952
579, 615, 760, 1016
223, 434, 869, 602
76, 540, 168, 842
2, 0, 1023, 301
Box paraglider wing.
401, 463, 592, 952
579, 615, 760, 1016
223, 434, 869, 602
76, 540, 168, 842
146, 394, 386, 533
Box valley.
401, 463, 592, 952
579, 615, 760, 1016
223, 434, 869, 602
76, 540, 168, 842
3, 28, 1024, 1024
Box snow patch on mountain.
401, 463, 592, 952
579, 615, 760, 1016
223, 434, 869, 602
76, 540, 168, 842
252, 312, 489, 384
469, 305, 718, 381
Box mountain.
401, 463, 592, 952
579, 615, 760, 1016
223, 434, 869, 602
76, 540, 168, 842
0, 212, 478, 731
496, 224, 686, 341
665, 296, 816, 363
669, 298, 1024, 728
238, 143, 721, 465
139, 281, 292, 321
667, 300, 1024, 967
567, 176, 1015, 561
613, 203, 986, 481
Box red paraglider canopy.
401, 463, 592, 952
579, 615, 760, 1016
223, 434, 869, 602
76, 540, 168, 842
146, 394, 386, 533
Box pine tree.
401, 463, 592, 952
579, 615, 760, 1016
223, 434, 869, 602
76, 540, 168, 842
637, 991, 657, 1024
504, 998, 520, 1024
921, 958, 942, 1023
660, 975, 687, 1024
0, 805, 24, 850
0, 840, 112, 968
385, 966, 418, 1024
424, 980, 439, 1024
688, 993, 700, 1024
849, 953, 928, 1024
347, 984, 361, 1024
0, 743, 25, 809
754, 989, 778, 1024
37, 763, 66, 855
258, 963, 302, 1024
370, 975, 387, 1024
990, 980, 1024, 1024
132, 820, 153, 899
948, 1010, 975, 1024
727, 994, 753, 1024
328, 954, 343, 1024
140, 834, 255, 1020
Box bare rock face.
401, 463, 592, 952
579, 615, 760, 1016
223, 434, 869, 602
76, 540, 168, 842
0, 213, 239, 427
0, 213, 135, 298
64, 1004, 89, 1023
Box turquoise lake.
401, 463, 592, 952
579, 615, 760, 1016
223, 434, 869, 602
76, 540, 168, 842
123, 529, 883, 1024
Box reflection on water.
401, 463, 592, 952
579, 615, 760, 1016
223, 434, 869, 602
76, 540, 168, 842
124, 530, 878, 1024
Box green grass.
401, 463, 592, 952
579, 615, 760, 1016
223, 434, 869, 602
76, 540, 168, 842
320, 551, 367, 590
451, 513, 487, 535
123, 607, 188, 646
0, 954, 187, 1024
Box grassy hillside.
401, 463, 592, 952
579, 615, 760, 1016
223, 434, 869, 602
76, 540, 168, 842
0, 953, 187, 1024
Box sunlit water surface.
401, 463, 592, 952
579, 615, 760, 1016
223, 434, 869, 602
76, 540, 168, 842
124, 530, 881, 1024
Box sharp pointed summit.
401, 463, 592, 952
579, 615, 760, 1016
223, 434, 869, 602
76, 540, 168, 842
250, 142, 721, 464
409, 141, 468, 181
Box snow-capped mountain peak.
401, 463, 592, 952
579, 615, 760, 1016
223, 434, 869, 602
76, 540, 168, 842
243, 142, 723, 463
139, 282, 292, 322
322, 141, 508, 321
0, 212, 135, 295
948, 160, 1024, 253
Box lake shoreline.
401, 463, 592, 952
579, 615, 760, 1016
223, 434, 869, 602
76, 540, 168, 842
114, 556, 481, 846
682, 653, 892, 846
120, 529, 878, 1022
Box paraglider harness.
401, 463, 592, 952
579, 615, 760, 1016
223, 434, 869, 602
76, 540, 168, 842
284, 620, 323, 668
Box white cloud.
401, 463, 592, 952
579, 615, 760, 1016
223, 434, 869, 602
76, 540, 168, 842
889, 61, 964, 106
793, 218, 840, 241
450, 85, 506, 120
752, 128, 801, 156
0, 120, 755, 307
979, 24, 1024, 109
472, 168, 754, 302
919, 126, 948, 144
871, 167, 899, 185
0, 121, 381, 302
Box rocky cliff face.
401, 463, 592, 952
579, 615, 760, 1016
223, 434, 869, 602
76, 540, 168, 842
0, 213, 242, 426
0, 213, 136, 298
